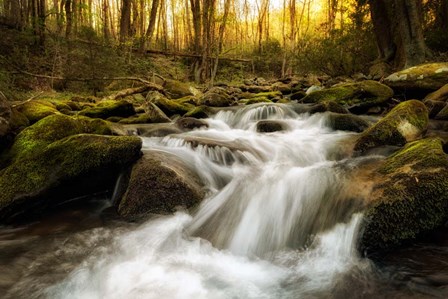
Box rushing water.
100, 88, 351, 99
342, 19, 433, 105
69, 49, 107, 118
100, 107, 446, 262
1, 103, 447, 298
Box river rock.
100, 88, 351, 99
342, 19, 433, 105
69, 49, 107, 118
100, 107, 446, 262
301, 80, 394, 114
0, 134, 142, 223
117, 151, 205, 219
147, 91, 193, 117
184, 105, 211, 119
1, 114, 115, 166
16, 100, 59, 124
384, 62, 448, 94
163, 79, 201, 99
424, 99, 446, 119
175, 117, 208, 131
361, 137, 448, 254
79, 99, 135, 119
308, 101, 349, 115
326, 113, 370, 133
198, 87, 235, 107
119, 102, 171, 124
354, 100, 428, 153
256, 120, 287, 133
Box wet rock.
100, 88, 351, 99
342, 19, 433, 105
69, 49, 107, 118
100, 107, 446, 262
16, 100, 59, 124
184, 105, 211, 119
326, 113, 370, 133
308, 101, 349, 115
384, 62, 448, 94
425, 100, 446, 119
435, 105, 448, 120
256, 120, 287, 133
239, 97, 272, 105
119, 102, 171, 124
301, 80, 393, 114
136, 124, 182, 137
354, 100, 428, 153
117, 151, 204, 220
0, 134, 142, 223
361, 138, 448, 254
175, 117, 208, 131
79, 100, 135, 119
290, 91, 307, 101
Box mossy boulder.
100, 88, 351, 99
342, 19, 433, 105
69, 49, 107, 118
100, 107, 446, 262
354, 100, 428, 153
2, 114, 115, 165
308, 101, 349, 115
384, 62, 448, 93
239, 97, 272, 105
164, 79, 200, 99
175, 117, 208, 131
147, 91, 193, 117
301, 80, 394, 113
119, 102, 171, 124
16, 100, 59, 124
117, 151, 205, 219
184, 105, 210, 119
0, 134, 142, 223
361, 138, 448, 254
79, 100, 135, 119
198, 87, 235, 107
326, 113, 370, 133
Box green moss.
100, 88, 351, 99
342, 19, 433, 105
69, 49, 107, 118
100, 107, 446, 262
361, 138, 448, 253
164, 79, 197, 99
154, 96, 192, 116
301, 80, 393, 108
118, 112, 170, 124
385, 62, 448, 91
3, 114, 113, 164
354, 100, 428, 152
240, 97, 272, 105
251, 91, 282, 99
184, 106, 210, 119
79, 100, 135, 119
0, 134, 142, 221
16, 100, 59, 124
8, 108, 29, 131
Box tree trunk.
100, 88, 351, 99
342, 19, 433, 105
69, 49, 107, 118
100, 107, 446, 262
120, 0, 132, 43
368, 0, 427, 69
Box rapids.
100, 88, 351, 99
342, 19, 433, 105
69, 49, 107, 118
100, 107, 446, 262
1, 103, 447, 298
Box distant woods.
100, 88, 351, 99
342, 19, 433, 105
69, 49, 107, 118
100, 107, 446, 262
0, 0, 447, 84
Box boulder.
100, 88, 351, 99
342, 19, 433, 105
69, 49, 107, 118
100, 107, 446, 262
163, 79, 200, 99
198, 87, 235, 107
175, 117, 209, 131
256, 120, 287, 133
361, 138, 448, 254
384, 62, 448, 94
117, 152, 205, 219
354, 100, 428, 153
424, 83, 448, 103
301, 80, 394, 114
16, 100, 59, 124
148, 91, 193, 116
0, 134, 142, 223
239, 97, 272, 105
184, 105, 211, 119
424, 99, 446, 119
308, 101, 349, 115
2, 114, 115, 165
326, 113, 370, 133
118, 102, 171, 124
79, 100, 135, 119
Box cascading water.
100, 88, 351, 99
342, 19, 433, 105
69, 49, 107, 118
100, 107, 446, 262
2, 103, 395, 299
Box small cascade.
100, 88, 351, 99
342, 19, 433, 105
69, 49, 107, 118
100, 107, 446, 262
43, 103, 378, 299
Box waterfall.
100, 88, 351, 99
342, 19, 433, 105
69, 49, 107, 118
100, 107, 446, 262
45, 104, 376, 299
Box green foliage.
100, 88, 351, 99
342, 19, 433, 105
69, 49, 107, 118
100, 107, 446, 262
294, 28, 377, 76
252, 39, 284, 77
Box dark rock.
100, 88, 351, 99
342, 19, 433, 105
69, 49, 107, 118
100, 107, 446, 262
424, 100, 446, 119
117, 152, 204, 219
256, 120, 287, 133
79, 100, 135, 119
326, 113, 370, 133
361, 138, 448, 254
176, 117, 208, 131
198, 87, 235, 107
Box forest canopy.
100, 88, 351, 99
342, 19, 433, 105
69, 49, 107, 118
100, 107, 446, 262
0, 0, 447, 91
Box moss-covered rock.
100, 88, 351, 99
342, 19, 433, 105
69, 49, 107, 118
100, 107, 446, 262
117, 151, 204, 219
198, 87, 235, 107
361, 138, 448, 254
8, 108, 29, 131
3, 114, 114, 165
78, 100, 135, 119
424, 83, 448, 102
16, 100, 59, 124
119, 102, 171, 124
164, 79, 200, 99
0, 134, 142, 222
154, 96, 193, 116
354, 100, 428, 153
239, 97, 272, 105
184, 105, 210, 119
301, 80, 394, 113
308, 101, 349, 115
326, 113, 370, 133
385, 62, 448, 92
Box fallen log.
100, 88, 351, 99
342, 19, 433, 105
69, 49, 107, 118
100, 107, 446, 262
145, 50, 252, 63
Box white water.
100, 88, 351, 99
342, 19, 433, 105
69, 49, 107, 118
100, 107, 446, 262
47, 103, 375, 299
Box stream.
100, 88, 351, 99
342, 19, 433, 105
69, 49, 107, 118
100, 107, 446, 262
1, 103, 448, 298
